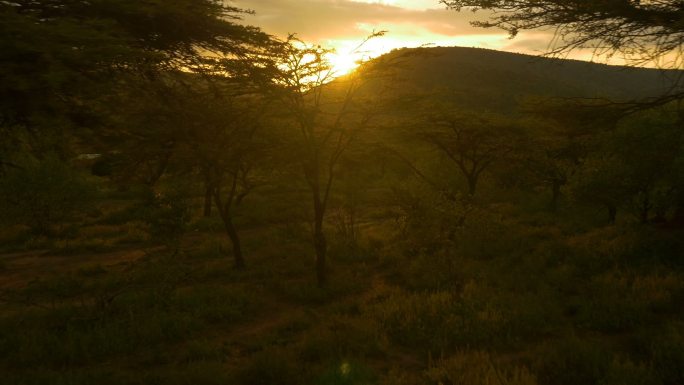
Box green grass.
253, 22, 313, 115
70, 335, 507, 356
2, 187, 684, 385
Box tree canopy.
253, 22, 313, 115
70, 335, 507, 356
0, 0, 269, 155
440, 0, 684, 68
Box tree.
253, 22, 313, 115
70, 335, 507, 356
441, 0, 684, 69
266, 35, 385, 287
608, 110, 682, 223
521, 121, 587, 211
112, 72, 267, 268
0, 0, 268, 160
420, 108, 526, 197
569, 154, 632, 223
190, 89, 265, 270
569, 109, 683, 224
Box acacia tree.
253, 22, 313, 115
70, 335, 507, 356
266, 36, 385, 287
441, 0, 684, 68
519, 121, 587, 211
114, 71, 266, 267
0, 0, 268, 159
609, 111, 682, 223
190, 91, 264, 269
421, 108, 526, 197
567, 109, 682, 223
569, 154, 631, 223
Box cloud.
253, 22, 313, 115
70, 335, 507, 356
231, 0, 560, 58
234, 0, 502, 41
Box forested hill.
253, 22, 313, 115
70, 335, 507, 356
371, 46, 680, 111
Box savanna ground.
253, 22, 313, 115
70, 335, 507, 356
1, 171, 683, 385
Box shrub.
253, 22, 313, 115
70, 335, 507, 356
601, 358, 661, 385
298, 316, 383, 363
425, 350, 537, 385
570, 270, 684, 334
536, 337, 610, 385
650, 324, 684, 385
372, 291, 462, 352
235, 347, 299, 385
144, 185, 191, 250
315, 360, 377, 385
0, 156, 96, 235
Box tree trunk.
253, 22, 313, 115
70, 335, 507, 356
608, 205, 617, 224
550, 179, 562, 212
313, 197, 327, 287
203, 184, 212, 217
640, 193, 650, 224
672, 207, 684, 227
222, 214, 245, 269
214, 192, 245, 269
467, 174, 478, 196
146, 152, 171, 186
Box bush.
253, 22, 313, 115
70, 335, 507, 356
315, 360, 377, 385
425, 350, 537, 385
0, 156, 96, 235
650, 324, 684, 385
144, 184, 191, 250
601, 359, 661, 385
577, 272, 681, 333
536, 338, 610, 385
235, 347, 299, 385
298, 316, 383, 363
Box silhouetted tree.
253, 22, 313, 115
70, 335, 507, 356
569, 109, 682, 224
107, 63, 270, 267
0, 0, 268, 158
266, 35, 385, 286
194, 94, 264, 269
569, 154, 631, 223
522, 122, 587, 211
421, 108, 526, 197
441, 0, 684, 68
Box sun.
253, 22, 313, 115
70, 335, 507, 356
323, 35, 407, 77
326, 52, 361, 76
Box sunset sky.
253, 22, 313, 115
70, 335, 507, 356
231, 0, 593, 72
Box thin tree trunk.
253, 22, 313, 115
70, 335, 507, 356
672, 207, 684, 227
223, 214, 245, 269
640, 193, 651, 224
146, 152, 171, 186
467, 174, 477, 196
203, 184, 212, 217
213, 191, 245, 269
313, 195, 327, 287
550, 179, 561, 212
608, 205, 617, 224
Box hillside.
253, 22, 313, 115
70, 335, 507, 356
369, 46, 680, 111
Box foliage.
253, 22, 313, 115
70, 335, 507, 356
426, 350, 537, 385
536, 338, 611, 385
570, 110, 683, 223
144, 185, 191, 251
315, 361, 377, 385
0, 0, 268, 158
418, 107, 528, 196
235, 347, 299, 385
441, 0, 684, 68
0, 156, 96, 234
265, 34, 387, 286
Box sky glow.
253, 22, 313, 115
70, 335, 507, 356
232, 0, 623, 74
